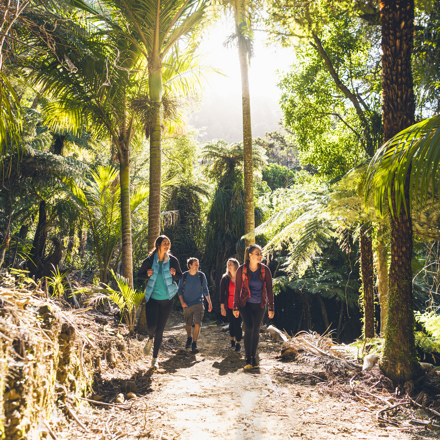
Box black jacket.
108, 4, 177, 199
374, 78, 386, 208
137, 252, 183, 283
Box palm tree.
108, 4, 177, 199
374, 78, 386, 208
224, 0, 255, 246
25, 12, 140, 285
92, 0, 210, 251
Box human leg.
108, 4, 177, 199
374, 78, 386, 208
248, 303, 265, 358
193, 324, 201, 342
151, 299, 173, 358
239, 303, 254, 361
145, 298, 160, 339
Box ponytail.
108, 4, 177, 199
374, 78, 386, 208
244, 244, 262, 263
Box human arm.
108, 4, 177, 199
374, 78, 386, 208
171, 256, 183, 281
265, 266, 275, 317
221, 304, 226, 316
233, 266, 243, 317
177, 278, 188, 308
137, 256, 153, 280
202, 274, 212, 312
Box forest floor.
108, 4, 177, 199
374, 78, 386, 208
62, 310, 439, 440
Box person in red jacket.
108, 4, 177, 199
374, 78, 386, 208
220, 258, 242, 352
233, 244, 275, 369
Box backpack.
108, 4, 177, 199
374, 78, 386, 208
182, 271, 204, 294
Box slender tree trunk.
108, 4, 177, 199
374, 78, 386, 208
380, 0, 419, 382
237, 30, 255, 247
376, 225, 389, 335
336, 300, 344, 342
119, 146, 133, 288
148, 64, 163, 252
360, 223, 375, 338
28, 200, 48, 278
317, 294, 329, 330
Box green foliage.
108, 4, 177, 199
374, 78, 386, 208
262, 163, 296, 190
364, 115, 440, 218
88, 270, 145, 334
415, 311, 440, 358
65, 165, 150, 282
47, 265, 69, 298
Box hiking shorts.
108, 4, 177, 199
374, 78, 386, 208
183, 303, 204, 326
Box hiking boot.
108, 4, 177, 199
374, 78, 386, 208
244, 358, 252, 370
143, 338, 153, 356
231, 340, 236, 348
235, 342, 241, 352
251, 357, 259, 368
191, 341, 199, 354
185, 337, 193, 349
151, 358, 159, 369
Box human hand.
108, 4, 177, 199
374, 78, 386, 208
147, 269, 153, 277
220, 305, 226, 317
170, 268, 176, 276
181, 302, 188, 308
208, 302, 213, 312
268, 311, 274, 319
233, 311, 240, 318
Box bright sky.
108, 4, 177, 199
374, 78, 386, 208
189, 16, 294, 142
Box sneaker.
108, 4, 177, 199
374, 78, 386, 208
185, 337, 193, 349
231, 340, 236, 348
151, 358, 158, 369
244, 358, 252, 370
143, 338, 153, 356
251, 357, 259, 368
191, 341, 199, 354
235, 342, 241, 352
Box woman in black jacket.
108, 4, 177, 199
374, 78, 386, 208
220, 258, 242, 352
137, 235, 182, 368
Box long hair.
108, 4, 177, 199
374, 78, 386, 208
223, 258, 239, 279
244, 244, 262, 263
148, 235, 171, 257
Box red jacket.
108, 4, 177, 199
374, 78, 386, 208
233, 263, 274, 312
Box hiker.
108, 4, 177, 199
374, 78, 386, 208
220, 258, 242, 352
178, 257, 212, 354
233, 244, 274, 370
137, 235, 182, 369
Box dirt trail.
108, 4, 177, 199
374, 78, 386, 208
129, 312, 435, 440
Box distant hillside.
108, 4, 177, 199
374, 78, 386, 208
189, 91, 283, 143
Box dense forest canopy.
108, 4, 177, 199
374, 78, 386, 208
2, 0, 440, 384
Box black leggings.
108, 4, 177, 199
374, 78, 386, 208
226, 308, 242, 342
239, 302, 265, 359
145, 297, 173, 358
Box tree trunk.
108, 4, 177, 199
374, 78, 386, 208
148, 66, 163, 252
336, 300, 344, 342
317, 294, 329, 330
65, 223, 75, 263
28, 200, 48, 278
376, 225, 388, 335
237, 29, 255, 247
380, 0, 419, 382
119, 147, 134, 288
360, 224, 375, 339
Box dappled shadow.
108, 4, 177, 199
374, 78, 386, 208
212, 352, 243, 376
159, 349, 203, 373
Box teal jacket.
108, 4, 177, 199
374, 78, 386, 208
138, 252, 182, 301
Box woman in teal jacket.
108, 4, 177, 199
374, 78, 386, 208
138, 235, 182, 368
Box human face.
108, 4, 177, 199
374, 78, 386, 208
159, 239, 171, 254
249, 248, 263, 264
189, 260, 199, 272
227, 261, 236, 275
